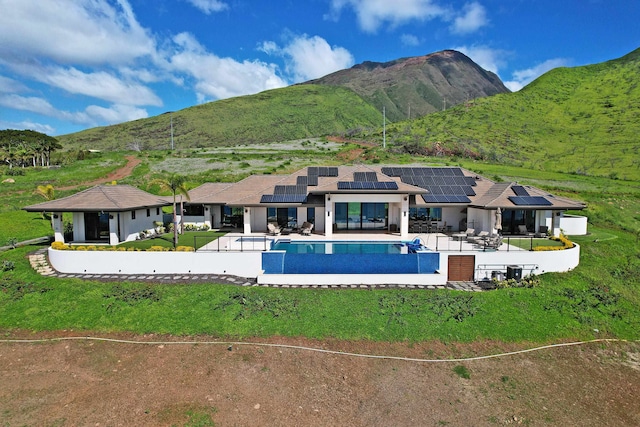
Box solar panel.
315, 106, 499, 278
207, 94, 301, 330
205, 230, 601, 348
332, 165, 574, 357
328, 167, 338, 176
297, 176, 308, 186
307, 175, 318, 186
508, 196, 552, 206
422, 194, 471, 203
338, 181, 398, 190
354, 172, 378, 182
512, 185, 530, 196
260, 194, 307, 203
308, 167, 318, 176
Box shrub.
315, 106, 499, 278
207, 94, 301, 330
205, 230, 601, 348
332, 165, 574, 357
533, 233, 574, 251
176, 246, 195, 252
2, 260, 15, 271
51, 241, 69, 250
148, 246, 169, 251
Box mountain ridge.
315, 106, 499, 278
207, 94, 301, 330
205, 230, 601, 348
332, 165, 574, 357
57, 49, 508, 151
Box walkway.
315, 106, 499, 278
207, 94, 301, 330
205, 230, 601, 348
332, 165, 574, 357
27, 249, 483, 291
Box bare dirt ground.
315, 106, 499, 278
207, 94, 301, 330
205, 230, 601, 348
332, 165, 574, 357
1, 332, 639, 426
58, 155, 141, 191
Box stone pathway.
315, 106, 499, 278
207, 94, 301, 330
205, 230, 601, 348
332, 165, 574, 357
27, 249, 483, 291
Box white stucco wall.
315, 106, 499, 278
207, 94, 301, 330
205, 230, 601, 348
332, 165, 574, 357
559, 215, 588, 235
48, 248, 263, 277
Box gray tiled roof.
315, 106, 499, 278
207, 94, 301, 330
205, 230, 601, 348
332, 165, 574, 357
24, 185, 170, 212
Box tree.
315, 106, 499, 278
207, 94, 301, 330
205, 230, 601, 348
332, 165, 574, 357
151, 174, 190, 248
35, 184, 55, 219
0, 129, 62, 168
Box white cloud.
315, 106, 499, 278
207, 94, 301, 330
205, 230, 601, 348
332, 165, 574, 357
281, 35, 354, 81
0, 93, 149, 127
454, 45, 507, 74
186, 0, 228, 14
504, 58, 570, 91
0, 119, 56, 135
451, 2, 488, 34
400, 34, 421, 47
169, 32, 287, 101
0, 75, 29, 93
0, 0, 156, 66
84, 104, 149, 123
328, 0, 447, 33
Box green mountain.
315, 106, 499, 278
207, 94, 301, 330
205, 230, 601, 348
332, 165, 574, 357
59, 85, 383, 151
58, 50, 508, 151
304, 49, 509, 121
367, 48, 640, 181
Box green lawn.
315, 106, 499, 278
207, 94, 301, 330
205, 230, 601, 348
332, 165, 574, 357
118, 231, 225, 250
1, 223, 638, 342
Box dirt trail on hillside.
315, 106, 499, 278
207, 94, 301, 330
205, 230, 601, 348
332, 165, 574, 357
58, 155, 141, 190
1, 332, 638, 426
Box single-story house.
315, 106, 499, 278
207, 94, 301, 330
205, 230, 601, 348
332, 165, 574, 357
24, 165, 587, 244
24, 185, 170, 245
168, 165, 587, 239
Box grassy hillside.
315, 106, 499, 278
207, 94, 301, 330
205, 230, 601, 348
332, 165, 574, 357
361, 48, 640, 181
58, 85, 382, 151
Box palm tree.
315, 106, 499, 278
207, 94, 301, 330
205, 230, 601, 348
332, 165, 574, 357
151, 174, 190, 248
35, 184, 55, 219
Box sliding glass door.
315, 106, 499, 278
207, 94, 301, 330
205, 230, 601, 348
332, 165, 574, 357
335, 202, 388, 231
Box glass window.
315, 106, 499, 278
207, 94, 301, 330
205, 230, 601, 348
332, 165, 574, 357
183, 204, 204, 216
131, 210, 136, 220
307, 207, 315, 224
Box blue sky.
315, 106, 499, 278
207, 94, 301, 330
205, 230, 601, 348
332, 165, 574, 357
1, 0, 638, 137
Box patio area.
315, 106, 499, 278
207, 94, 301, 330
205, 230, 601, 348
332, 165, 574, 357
197, 230, 530, 253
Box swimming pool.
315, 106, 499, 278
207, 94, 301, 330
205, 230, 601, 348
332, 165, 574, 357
270, 240, 408, 254
263, 239, 439, 275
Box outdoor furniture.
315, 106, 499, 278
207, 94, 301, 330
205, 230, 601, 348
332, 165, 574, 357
452, 232, 467, 241
484, 236, 503, 250
267, 223, 281, 236
300, 222, 313, 236
535, 225, 549, 238
469, 230, 489, 244
518, 225, 535, 236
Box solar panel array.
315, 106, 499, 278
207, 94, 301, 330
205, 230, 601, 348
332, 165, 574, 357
261, 184, 308, 203
382, 167, 465, 177
381, 167, 476, 204
306, 166, 338, 186
508, 196, 552, 206
273, 185, 307, 195
512, 185, 530, 196
337, 181, 399, 190
353, 172, 378, 182
260, 194, 308, 203
308, 167, 338, 177
296, 176, 308, 186
423, 195, 471, 203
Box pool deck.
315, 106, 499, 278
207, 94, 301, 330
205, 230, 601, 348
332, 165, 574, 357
199, 231, 521, 253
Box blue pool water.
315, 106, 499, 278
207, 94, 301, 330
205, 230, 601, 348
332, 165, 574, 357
263, 239, 439, 275
270, 240, 406, 254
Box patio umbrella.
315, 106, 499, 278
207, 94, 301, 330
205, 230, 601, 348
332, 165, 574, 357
494, 208, 502, 233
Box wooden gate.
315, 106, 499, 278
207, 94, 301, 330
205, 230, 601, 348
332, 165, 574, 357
447, 255, 475, 282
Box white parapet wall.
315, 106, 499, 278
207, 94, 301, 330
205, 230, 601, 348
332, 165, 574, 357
48, 248, 263, 277
559, 215, 588, 236
471, 243, 580, 280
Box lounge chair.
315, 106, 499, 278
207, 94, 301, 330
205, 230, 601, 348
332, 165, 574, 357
267, 223, 281, 236
469, 230, 490, 244
484, 236, 503, 250
465, 228, 476, 239
535, 225, 549, 238
300, 222, 313, 236
518, 225, 534, 236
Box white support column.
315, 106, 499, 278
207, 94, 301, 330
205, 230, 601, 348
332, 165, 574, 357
51, 213, 64, 243
400, 196, 409, 240
325, 195, 333, 238
243, 207, 252, 234
552, 211, 562, 237
108, 213, 119, 245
